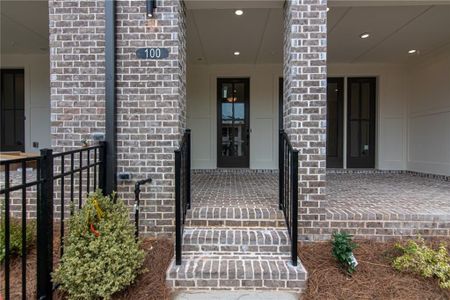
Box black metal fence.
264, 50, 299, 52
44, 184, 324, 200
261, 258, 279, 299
0, 142, 106, 300
175, 129, 191, 265
279, 130, 299, 266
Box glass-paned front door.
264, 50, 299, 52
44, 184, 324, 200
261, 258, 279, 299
347, 77, 376, 168
217, 78, 250, 168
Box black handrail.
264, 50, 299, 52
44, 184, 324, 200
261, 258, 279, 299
279, 130, 299, 266
0, 142, 106, 300
175, 129, 191, 265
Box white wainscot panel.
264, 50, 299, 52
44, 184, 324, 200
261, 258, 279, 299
408, 111, 450, 175
379, 117, 404, 169
190, 118, 213, 169
251, 118, 274, 168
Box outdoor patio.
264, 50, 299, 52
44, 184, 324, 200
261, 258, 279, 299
190, 170, 450, 240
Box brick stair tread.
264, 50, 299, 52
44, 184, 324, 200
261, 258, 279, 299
167, 256, 307, 281
187, 207, 284, 220
183, 227, 290, 245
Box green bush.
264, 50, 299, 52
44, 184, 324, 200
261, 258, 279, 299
332, 231, 358, 275
0, 218, 36, 262
53, 191, 145, 299
393, 237, 450, 289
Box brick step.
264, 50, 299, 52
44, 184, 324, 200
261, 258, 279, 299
166, 256, 307, 291
182, 227, 291, 254
186, 207, 285, 227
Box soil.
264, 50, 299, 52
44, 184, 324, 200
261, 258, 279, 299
1, 229, 173, 300
298, 239, 450, 300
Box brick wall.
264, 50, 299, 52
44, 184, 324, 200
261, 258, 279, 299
283, 0, 328, 241
115, 0, 186, 236
49, 0, 106, 151
49, 0, 187, 237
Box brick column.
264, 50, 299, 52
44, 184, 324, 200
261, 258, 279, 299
283, 0, 328, 240
49, 0, 187, 237
116, 0, 187, 236
49, 0, 106, 151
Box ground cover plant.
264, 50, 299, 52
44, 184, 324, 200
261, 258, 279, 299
393, 237, 450, 289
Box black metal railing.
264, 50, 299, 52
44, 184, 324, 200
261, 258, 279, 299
175, 129, 191, 265
279, 130, 298, 266
0, 142, 106, 300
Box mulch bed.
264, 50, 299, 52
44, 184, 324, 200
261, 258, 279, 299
1, 229, 173, 300
298, 239, 450, 300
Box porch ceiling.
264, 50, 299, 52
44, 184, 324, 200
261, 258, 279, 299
0, 0, 49, 54
187, 3, 450, 65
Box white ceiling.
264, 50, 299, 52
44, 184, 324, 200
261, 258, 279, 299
187, 8, 283, 64
188, 3, 450, 64
328, 5, 450, 63
0, 0, 49, 55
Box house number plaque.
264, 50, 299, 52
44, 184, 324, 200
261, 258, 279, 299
136, 48, 169, 59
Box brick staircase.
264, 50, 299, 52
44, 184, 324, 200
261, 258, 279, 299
166, 172, 307, 292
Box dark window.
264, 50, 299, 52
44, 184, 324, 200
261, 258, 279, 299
1, 69, 25, 152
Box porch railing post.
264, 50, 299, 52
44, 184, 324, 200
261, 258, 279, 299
279, 130, 284, 210
37, 148, 54, 299
186, 129, 191, 209
291, 149, 299, 266
175, 149, 182, 265
98, 141, 107, 194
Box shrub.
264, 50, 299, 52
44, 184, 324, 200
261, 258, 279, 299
53, 191, 145, 299
393, 237, 450, 289
332, 231, 358, 275
0, 218, 36, 262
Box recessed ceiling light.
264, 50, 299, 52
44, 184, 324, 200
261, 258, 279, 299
234, 51, 240, 56
235, 9, 244, 16
408, 49, 417, 54
327, 7, 330, 12
360, 32, 370, 39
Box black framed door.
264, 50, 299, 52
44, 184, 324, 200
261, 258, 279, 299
1, 69, 25, 152
347, 77, 376, 168
217, 78, 250, 168
327, 78, 344, 168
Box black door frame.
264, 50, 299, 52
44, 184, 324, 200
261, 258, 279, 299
217, 78, 250, 168
279, 77, 283, 131
347, 77, 376, 168
1, 69, 25, 152
326, 77, 344, 168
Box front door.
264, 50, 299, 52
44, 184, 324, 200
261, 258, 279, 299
1, 69, 25, 152
347, 77, 376, 168
217, 78, 250, 168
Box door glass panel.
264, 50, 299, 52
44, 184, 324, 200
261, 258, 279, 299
4, 113, 15, 146
350, 83, 360, 119
218, 79, 249, 167
361, 82, 370, 119
221, 102, 234, 157
350, 121, 359, 158
361, 121, 370, 157
327, 82, 338, 157
3, 73, 14, 109
15, 73, 25, 109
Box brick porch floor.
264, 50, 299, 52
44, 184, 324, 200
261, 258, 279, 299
326, 172, 450, 240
